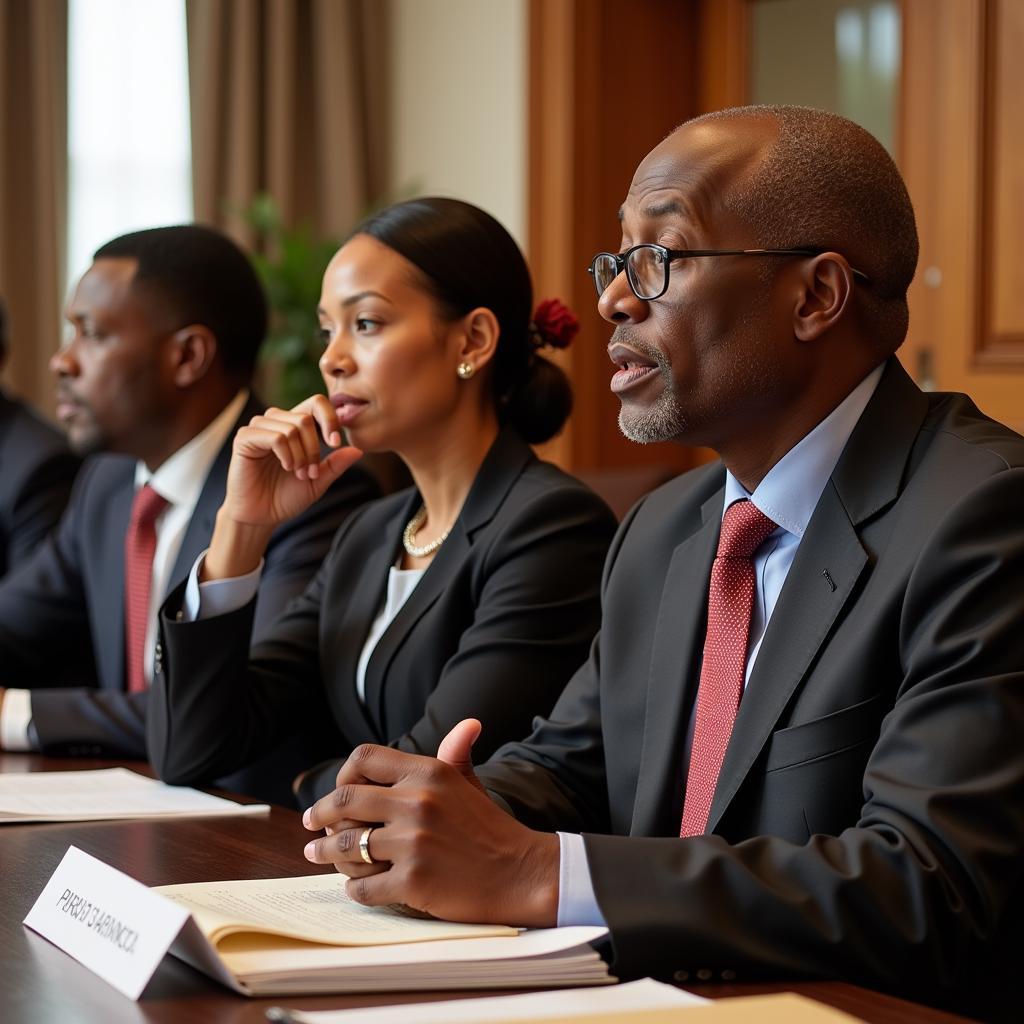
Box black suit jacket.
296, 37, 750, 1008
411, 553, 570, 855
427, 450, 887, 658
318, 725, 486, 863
0, 395, 378, 796
0, 392, 80, 578
475, 360, 1024, 1020
148, 428, 617, 804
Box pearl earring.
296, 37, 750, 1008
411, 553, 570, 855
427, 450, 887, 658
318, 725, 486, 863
456, 362, 475, 380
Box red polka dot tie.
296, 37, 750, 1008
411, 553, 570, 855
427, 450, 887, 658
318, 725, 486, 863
680, 498, 778, 837
124, 484, 169, 694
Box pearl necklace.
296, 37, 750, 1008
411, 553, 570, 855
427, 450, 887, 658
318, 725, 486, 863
402, 505, 451, 557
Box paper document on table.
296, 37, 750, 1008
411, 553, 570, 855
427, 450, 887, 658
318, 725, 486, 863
276, 977, 707, 1022
0, 767, 269, 822
275, 988, 861, 1024
154, 874, 517, 947
154, 873, 611, 996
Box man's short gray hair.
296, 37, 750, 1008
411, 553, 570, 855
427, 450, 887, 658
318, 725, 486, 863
686, 105, 919, 354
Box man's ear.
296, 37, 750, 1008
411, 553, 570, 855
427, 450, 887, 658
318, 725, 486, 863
793, 253, 855, 342
167, 324, 217, 387
453, 307, 500, 376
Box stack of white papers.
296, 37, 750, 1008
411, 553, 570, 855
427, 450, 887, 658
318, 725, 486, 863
0, 767, 269, 822
151, 873, 614, 996
274, 978, 706, 1022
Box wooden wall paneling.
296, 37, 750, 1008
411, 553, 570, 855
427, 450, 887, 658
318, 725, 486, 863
696, 0, 749, 112
902, 0, 1023, 432
527, 0, 702, 475
979, 0, 1024, 366
899, 0, 981, 397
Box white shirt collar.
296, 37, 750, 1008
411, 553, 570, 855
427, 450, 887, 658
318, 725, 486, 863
722, 364, 885, 538
134, 389, 249, 508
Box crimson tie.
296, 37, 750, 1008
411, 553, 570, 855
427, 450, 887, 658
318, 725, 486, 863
124, 484, 169, 694
680, 498, 778, 837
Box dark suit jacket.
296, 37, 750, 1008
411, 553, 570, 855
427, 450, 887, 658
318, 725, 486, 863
148, 428, 617, 805
0, 395, 379, 800
0, 392, 80, 578
475, 360, 1024, 1020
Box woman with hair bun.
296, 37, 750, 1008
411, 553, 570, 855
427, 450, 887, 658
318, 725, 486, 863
148, 197, 616, 806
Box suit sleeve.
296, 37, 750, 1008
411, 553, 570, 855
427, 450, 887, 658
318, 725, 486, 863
148, 508, 361, 784
473, 499, 644, 832
0, 463, 96, 690
3, 447, 80, 573
499, 469, 1024, 1006
32, 464, 379, 759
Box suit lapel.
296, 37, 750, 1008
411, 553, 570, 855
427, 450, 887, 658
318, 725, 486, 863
330, 495, 412, 743
630, 486, 723, 836
362, 428, 533, 731
705, 358, 930, 833
95, 465, 136, 689
169, 455, 223, 593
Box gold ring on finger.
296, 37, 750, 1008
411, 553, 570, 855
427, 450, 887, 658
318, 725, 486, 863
358, 826, 376, 865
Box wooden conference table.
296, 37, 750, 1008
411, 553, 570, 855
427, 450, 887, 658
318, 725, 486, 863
0, 755, 974, 1024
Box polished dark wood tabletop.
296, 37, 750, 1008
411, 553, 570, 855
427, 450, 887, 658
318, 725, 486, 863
0, 755, 973, 1024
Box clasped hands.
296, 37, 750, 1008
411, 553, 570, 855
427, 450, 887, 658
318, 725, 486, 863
301, 719, 561, 928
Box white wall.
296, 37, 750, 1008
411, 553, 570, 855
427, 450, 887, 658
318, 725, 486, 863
387, 0, 527, 245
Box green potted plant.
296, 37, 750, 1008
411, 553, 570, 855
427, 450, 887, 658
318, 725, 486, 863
242, 193, 341, 410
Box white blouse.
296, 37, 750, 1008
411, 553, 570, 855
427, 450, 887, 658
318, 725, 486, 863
354, 565, 425, 704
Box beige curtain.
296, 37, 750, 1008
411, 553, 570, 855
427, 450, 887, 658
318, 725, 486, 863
186, 0, 389, 245
0, 0, 67, 410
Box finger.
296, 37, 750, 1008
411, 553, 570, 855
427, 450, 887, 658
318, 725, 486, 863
255, 410, 323, 478
270, 408, 327, 476
304, 824, 391, 866
305, 393, 344, 449
331, 743, 433, 792
308, 446, 363, 498
235, 423, 304, 474
340, 861, 390, 879
245, 417, 310, 475
303, 779, 408, 832
323, 819, 391, 875
345, 869, 410, 910
437, 718, 481, 773
436, 718, 487, 793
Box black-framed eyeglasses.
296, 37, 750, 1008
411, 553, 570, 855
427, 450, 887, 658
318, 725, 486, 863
587, 243, 872, 301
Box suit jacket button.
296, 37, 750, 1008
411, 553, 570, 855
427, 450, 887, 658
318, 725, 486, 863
696, 969, 712, 980
672, 970, 690, 982
721, 969, 737, 980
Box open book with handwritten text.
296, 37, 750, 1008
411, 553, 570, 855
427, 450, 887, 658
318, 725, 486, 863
153, 874, 613, 996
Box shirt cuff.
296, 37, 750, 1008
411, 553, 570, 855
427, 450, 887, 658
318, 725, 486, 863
183, 550, 264, 622
557, 832, 607, 927
0, 688, 34, 752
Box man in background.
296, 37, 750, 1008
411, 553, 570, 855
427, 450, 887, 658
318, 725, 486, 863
0, 298, 80, 578
0, 226, 378, 804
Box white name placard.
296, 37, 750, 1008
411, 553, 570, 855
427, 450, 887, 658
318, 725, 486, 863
23, 845, 190, 1000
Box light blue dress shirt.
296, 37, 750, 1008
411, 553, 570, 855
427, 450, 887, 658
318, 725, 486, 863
557, 364, 885, 927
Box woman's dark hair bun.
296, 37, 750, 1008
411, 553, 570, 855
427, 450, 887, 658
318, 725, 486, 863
352, 197, 576, 444
502, 352, 573, 445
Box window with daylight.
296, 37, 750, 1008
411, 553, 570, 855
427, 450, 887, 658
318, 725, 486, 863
66, 0, 192, 292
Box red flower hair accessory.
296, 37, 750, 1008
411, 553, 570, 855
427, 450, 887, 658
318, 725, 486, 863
529, 298, 580, 350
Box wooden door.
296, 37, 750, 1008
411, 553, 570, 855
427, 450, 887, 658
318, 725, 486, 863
901, 0, 1024, 433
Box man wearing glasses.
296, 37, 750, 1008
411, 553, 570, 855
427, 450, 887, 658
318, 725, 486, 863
301, 106, 1024, 1019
